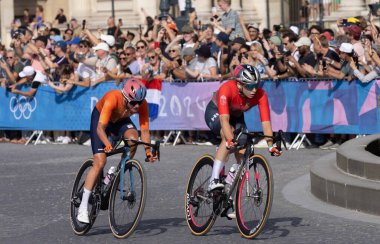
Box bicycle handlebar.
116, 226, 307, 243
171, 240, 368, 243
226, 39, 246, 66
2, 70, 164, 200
233, 129, 287, 151
106, 139, 161, 161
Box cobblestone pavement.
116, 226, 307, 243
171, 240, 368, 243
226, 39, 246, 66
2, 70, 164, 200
0, 143, 379, 244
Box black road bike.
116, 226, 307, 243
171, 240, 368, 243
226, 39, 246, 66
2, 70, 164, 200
185, 130, 285, 239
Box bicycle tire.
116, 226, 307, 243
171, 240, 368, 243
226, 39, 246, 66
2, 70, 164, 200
185, 154, 217, 236
108, 159, 147, 239
235, 154, 273, 239
70, 159, 101, 235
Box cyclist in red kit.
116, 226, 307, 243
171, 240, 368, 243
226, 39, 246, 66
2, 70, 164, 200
204, 64, 282, 200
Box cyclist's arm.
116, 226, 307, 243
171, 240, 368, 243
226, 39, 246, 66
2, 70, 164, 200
262, 121, 274, 147
138, 100, 151, 153
257, 89, 273, 147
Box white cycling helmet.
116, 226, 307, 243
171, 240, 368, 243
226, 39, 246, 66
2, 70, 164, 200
233, 64, 260, 85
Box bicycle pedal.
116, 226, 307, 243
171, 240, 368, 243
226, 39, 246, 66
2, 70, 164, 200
220, 210, 232, 220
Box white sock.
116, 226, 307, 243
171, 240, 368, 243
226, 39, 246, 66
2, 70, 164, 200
79, 187, 91, 211
211, 159, 224, 181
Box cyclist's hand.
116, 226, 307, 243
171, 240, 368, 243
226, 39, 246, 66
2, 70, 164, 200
145, 151, 157, 163
226, 138, 238, 150
104, 144, 113, 153
268, 146, 282, 156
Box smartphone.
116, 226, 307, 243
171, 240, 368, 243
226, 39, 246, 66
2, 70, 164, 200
322, 59, 327, 70
6, 86, 12, 92
82, 19, 86, 30
341, 18, 347, 26
118, 18, 123, 26
369, 3, 380, 17
223, 47, 229, 53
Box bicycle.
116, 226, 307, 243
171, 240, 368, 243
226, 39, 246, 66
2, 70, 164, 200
70, 138, 160, 238
185, 129, 285, 239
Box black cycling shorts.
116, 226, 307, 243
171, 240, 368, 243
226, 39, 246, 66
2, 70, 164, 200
204, 100, 247, 138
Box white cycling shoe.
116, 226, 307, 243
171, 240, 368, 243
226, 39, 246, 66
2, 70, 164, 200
77, 208, 90, 224
208, 179, 224, 192
227, 211, 236, 219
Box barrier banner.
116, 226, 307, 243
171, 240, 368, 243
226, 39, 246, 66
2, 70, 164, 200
0, 80, 379, 134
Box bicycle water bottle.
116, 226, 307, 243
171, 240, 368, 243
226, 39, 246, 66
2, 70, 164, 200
103, 166, 116, 185
224, 164, 238, 194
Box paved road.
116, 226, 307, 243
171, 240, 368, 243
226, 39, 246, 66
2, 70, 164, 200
1, 143, 380, 244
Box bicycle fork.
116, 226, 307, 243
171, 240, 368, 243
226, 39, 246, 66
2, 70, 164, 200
119, 149, 136, 202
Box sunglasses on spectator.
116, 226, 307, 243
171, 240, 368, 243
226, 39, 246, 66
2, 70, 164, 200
244, 83, 259, 91
136, 46, 145, 50
129, 100, 143, 106
79, 45, 88, 48
119, 56, 127, 60
125, 52, 133, 56
168, 49, 177, 53
148, 55, 156, 60
6, 56, 14, 59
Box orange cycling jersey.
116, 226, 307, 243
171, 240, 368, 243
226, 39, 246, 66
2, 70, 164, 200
212, 80, 270, 122
95, 90, 149, 130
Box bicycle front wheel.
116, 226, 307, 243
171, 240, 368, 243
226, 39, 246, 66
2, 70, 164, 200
185, 154, 216, 236
70, 159, 100, 235
235, 154, 273, 239
108, 159, 147, 239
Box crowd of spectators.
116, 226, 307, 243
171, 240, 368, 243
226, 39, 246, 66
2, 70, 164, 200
0, 0, 377, 149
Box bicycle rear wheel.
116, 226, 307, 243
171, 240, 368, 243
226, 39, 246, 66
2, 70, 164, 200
235, 154, 273, 239
70, 159, 101, 235
185, 154, 217, 236
108, 159, 147, 239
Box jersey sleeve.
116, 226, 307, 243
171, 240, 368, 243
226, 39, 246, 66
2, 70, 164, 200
217, 84, 231, 115
257, 89, 271, 122
98, 94, 117, 125
138, 99, 150, 130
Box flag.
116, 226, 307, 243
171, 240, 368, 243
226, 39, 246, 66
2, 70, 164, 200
142, 79, 162, 120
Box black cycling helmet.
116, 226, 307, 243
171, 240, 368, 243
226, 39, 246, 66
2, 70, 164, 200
233, 64, 260, 85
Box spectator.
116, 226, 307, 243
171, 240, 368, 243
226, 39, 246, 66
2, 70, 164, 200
171, 47, 196, 80
249, 42, 276, 79
107, 17, 122, 38
325, 43, 356, 81
10, 66, 47, 98
292, 37, 317, 78
54, 8, 67, 26
347, 25, 364, 58
135, 40, 149, 72
70, 18, 82, 37
107, 47, 141, 85
141, 49, 166, 81
22, 8, 33, 26
215, 0, 244, 40
214, 32, 230, 75
186, 44, 218, 81
63, 28, 74, 42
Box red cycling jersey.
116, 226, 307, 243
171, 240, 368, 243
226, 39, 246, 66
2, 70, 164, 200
212, 80, 270, 122
95, 90, 149, 130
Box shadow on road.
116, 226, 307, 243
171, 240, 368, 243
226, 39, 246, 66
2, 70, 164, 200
257, 217, 308, 240
134, 217, 186, 236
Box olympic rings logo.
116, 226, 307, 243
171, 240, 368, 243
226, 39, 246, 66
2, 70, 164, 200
9, 96, 37, 120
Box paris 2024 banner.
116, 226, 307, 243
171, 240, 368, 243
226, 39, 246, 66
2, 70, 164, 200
0, 80, 379, 134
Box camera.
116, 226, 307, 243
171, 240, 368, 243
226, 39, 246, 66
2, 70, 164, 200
210, 15, 221, 22
322, 59, 327, 70
284, 51, 292, 57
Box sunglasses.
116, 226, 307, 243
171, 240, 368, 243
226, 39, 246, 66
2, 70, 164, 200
168, 50, 177, 53
244, 83, 259, 91
79, 45, 88, 48
129, 100, 143, 106
6, 56, 14, 59
136, 46, 145, 50
148, 55, 156, 59
119, 57, 127, 60
125, 53, 132, 56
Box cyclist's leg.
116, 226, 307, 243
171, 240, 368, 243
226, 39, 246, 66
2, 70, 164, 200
78, 108, 108, 223
205, 101, 230, 190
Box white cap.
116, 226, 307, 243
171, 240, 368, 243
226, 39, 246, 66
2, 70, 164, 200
93, 42, 110, 52
19, 66, 35, 78
100, 34, 115, 47
339, 43, 353, 53
295, 37, 312, 47
290, 26, 299, 35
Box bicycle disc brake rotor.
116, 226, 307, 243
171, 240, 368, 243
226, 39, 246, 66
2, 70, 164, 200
253, 187, 263, 207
